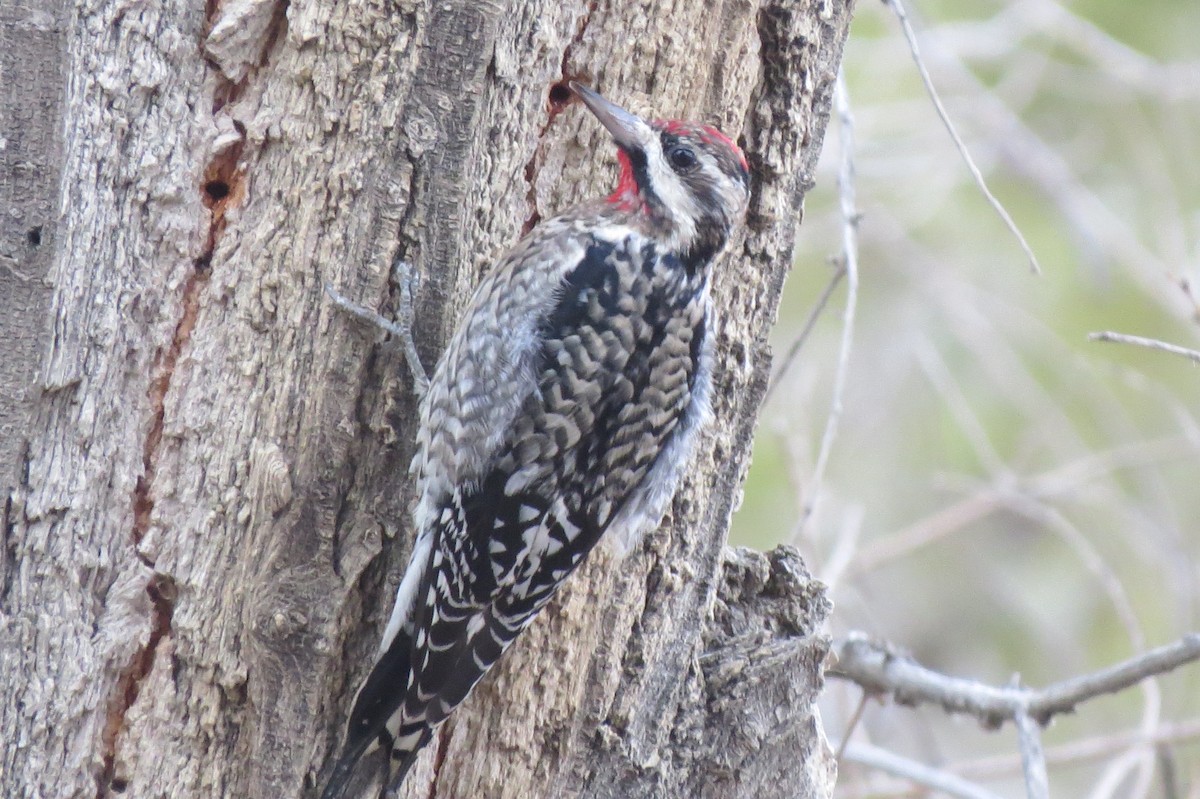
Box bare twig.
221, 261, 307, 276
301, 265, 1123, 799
882, 0, 1042, 274
953, 718, 1200, 778
898, 29, 1182, 307
841, 742, 1005, 799
1000, 489, 1162, 797
834, 691, 870, 762
1013, 707, 1050, 799
849, 489, 1004, 575
914, 337, 1007, 475
849, 436, 1193, 575
1088, 331, 1200, 365
765, 263, 846, 403
839, 720, 1200, 798
1157, 744, 1181, 799
830, 633, 1200, 727
801, 73, 860, 531
815, 504, 863, 589
937, 1, 1200, 101
1091, 748, 1155, 799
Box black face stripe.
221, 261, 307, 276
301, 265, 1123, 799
719, 149, 751, 187
623, 145, 658, 207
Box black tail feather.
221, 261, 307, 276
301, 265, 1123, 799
319, 732, 379, 799
320, 630, 413, 799
383, 726, 434, 796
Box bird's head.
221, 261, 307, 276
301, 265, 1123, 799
572, 82, 751, 265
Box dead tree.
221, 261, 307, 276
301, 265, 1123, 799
0, 0, 854, 796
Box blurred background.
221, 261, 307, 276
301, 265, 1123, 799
727, 0, 1200, 795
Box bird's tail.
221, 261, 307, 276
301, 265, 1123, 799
381, 720, 436, 794
320, 629, 417, 799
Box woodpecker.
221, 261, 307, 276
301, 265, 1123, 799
321, 83, 750, 798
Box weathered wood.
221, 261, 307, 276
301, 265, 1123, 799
0, 0, 67, 543
0, 1, 853, 797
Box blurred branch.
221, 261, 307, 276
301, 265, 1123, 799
841, 742, 1005, 799
936, 0, 1200, 100
882, 0, 1042, 275
1001, 491, 1163, 799
800, 72, 860, 531
1013, 707, 1050, 799
834, 692, 870, 761
832, 635, 1200, 799
904, 21, 1186, 311
953, 717, 1200, 778
1004, 494, 1147, 652
765, 263, 845, 403
849, 437, 1194, 575
1088, 331, 1200, 365
1155, 745, 1180, 799
830, 633, 1200, 728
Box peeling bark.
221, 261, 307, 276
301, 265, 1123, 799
0, 1, 854, 797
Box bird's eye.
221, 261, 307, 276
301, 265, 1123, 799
667, 146, 697, 172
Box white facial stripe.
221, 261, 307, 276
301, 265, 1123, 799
695, 148, 749, 229
645, 144, 700, 250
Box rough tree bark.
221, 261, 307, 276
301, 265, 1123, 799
0, 1, 854, 798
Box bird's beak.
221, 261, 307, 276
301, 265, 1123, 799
571, 82, 651, 152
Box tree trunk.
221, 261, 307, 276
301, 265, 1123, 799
0, 1, 854, 797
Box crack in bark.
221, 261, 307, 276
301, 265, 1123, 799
427, 722, 454, 799
560, 0, 598, 85
131, 269, 207, 551
102, 262, 206, 796
96, 574, 178, 798
520, 1, 598, 237
206, 0, 289, 102
100, 113, 248, 796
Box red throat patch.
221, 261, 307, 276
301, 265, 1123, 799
606, 149, 641, 210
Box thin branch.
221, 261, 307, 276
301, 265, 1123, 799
842, 742, 1006, 799
765, 263, 845, 404
830, 633, 1200, 728
1156, 744, 1181, 799
849, 436, 1193, 575
816, 504, 863, 589
952, 718, 1200, 778
848, 490, 1002, 575
1032, 638, 1197, 724
1000, 490, 1162, 794
937, 1, 1200, 101
1013, 707, 1050, 799
1088, 331, 1200, 365
882, 0, 1042, 274
801, 72, 860, 531
914, 336, 1007, 476
834, 691, 870, 762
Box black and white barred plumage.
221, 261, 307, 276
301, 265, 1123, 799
321, 83, 750, 798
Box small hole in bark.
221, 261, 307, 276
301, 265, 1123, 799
111, 778, 128, 793
204, 181, 230, 202
548, 82, 572, 107
27, 226, 42, 246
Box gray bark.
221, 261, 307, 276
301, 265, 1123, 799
0, 0, 66, 537
0, 1, 854, 798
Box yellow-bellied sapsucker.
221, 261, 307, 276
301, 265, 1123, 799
321, 83, 750, 798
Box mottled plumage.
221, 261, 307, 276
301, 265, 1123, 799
321, 84, 750, 798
